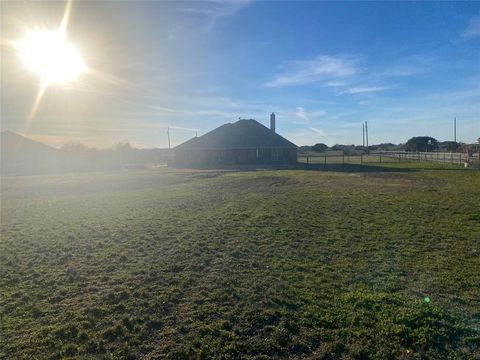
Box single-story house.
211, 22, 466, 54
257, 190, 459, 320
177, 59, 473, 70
172, 114, 297, 167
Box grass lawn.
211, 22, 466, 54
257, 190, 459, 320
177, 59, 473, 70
1, 163, 479, 359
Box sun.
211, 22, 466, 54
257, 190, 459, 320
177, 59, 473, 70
15, 29, 86, 88
11, 0, 87, 131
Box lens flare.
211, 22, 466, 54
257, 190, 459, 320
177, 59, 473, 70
16, 30, 86, 87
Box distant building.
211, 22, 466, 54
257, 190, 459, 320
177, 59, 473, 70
172, 115, 297, 167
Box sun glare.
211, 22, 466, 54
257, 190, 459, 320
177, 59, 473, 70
16, 30, 86, 87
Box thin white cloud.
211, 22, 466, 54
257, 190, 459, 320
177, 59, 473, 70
295, 106, 326, 124
325, 80, 347, 87
265, 52, 436, 97
309, 126, 333, 140
265, 55, 359, 87
376, 54, 435, 78
295, 107, 309, 124
341, 85, 391, 94
462, 15, 480, 39
182, 0, 252, 32
290, 107, 334, 144
284, 127, 336, 146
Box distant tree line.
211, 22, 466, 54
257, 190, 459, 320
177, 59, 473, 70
60, 141, 172, 170
1, 131, 172, 176
57, 141, 173, 172
404, 137, 472, 152
299, 137, 473, 155
299, 142, 403, 155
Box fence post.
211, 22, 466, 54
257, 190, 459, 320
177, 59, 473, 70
361, 154, 363, 164
324, 155, 326, 165
307, 155, 309, 165
342, 155, 345, 164
379, 153, 382, 163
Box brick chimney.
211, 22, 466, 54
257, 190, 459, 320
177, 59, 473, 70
270, 112, 276, 132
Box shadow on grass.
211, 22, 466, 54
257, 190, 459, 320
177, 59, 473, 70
299, 163, 476, 172
299, 163, 477, 172
171, 161, 475, 173
296, 163, 419, 173
173, 163, 420, 173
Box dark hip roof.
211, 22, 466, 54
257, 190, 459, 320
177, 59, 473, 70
174, 119, 297, 150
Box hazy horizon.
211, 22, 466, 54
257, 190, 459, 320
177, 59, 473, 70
1, 1, 479, 148
1, 3, 480, 357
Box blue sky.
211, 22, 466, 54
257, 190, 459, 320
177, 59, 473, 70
1, 1, 479, 148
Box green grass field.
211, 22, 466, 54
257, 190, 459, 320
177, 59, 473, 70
1, 163, 479, 359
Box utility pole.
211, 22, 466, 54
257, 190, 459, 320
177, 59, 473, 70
454, 117, 457, 143
167, 126, 171, 150
365, 121, 369, 154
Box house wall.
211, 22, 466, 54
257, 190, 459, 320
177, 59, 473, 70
172, 148, 297, 167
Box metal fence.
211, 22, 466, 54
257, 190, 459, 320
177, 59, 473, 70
298, 151, 480, 169
378, 151, 480, 169
298, 154, 394, 165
